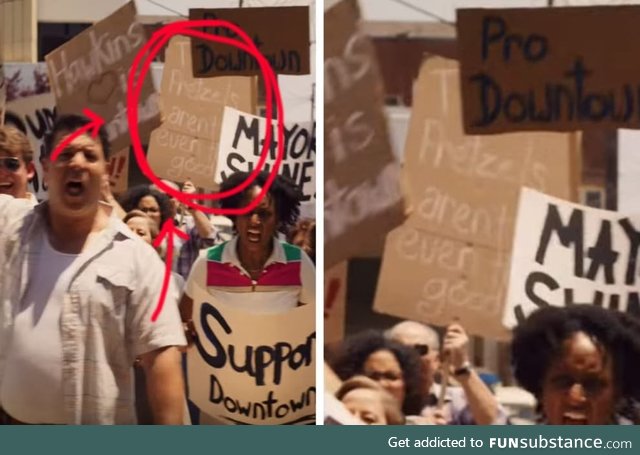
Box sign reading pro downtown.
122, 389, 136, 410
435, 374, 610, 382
457, 5, 640, 134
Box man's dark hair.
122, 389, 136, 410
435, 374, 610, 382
44, 113, 111, 160
330, 330, 426, 416
511, 305, 640, 419
220, 171, 303, 233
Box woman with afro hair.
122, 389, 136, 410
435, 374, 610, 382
179, 170, 315, 327
511, 305, 640, 425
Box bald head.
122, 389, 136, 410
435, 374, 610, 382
386, 321, 441, 392
386, 321, 440, 351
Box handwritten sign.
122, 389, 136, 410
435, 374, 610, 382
187, 284, 315, 425
324, 261, 347, 344
189, 6, 310, 77
108, 147, 129, 194
45, 2, 159, 151
4, 93, 57, 200
215, 107, 315, 217
324, 0, 406, 268
457, 6, 640, 134
374, 57, 574, 340
504, 188, 640, 329
148, 36, 254, 190
0, 64, 5, 124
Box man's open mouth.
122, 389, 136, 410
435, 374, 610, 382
65, 180, 85, 197
0, 182, 13, 190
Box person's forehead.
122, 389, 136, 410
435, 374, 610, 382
139, 195, 160, 206
343, 389, 385, 408
55, 131, 102, 150
366, 350, 401, 370
394, 326, 436, 347
557, 332, 607, 369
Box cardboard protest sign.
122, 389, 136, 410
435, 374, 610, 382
148, 36, 254, 191
324, 0, 406, 268
187, 285, 315, 425
4, 93, 57, 200
148, 127, 219, 191
45, 2, 159, 151
374, 58, 574, 340
504, 187, 640, 329
324, 261, 347, 344
0, 64, 5, 124
402, 57, 574, 251
108, 147, 129, 194
159, 36, 254, 141
457, 6, 640, 134
215, 107, 315, 217
189, 6, 310, 77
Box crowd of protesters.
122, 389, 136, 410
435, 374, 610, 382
326, 305, 640, 425
0, 117, 316, 425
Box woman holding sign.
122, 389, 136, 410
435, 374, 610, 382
179, 171, 316, 425
512, 305, 640, 425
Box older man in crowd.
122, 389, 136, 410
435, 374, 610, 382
387, 320, 506, 425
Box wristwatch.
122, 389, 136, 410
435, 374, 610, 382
453, 361, 473, 378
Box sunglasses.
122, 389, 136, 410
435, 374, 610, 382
0, 157, 21, 172
413, 344, 431, 356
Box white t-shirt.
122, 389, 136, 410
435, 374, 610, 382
0, 235, 82, 423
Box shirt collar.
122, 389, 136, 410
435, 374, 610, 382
222, 235, 286, 269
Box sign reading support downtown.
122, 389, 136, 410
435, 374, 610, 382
457, 5, 640, 134
215, 107, 315, 218
187, 284, 315, 425
324, 0, 406, 268
374, 57, 574, 340
504, 188, 640, 328
45, 2, 159, 151
148, 36, 254, 190
189, 6, 310, 77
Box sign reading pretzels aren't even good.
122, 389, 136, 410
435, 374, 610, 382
187, 285, 315, 425
504, 188, 640, 329
457, 6, 640, 134
189, 7, 310, 77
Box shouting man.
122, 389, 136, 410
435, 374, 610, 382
0, 114, 186, 424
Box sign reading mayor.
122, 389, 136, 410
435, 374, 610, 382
504, 188, 640, 329
457, 5, 640, 134
187, 285, 315, 425
215, 107, 315, 208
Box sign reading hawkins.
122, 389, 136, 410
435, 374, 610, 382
457, 6, 640, 134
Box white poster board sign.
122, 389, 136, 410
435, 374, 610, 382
504, 187, 640, 328
215, 106, 315, 218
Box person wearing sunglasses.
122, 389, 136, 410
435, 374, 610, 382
0, 114, 186, 425
0, 125, 37, 204
387, 320, 506, 425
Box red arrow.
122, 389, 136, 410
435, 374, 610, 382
151, 219, 189, 322
50, 108, 105, 161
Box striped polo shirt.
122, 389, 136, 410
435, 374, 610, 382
185, 236, 315, 314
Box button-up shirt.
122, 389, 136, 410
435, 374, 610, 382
0, 195, 186, 424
